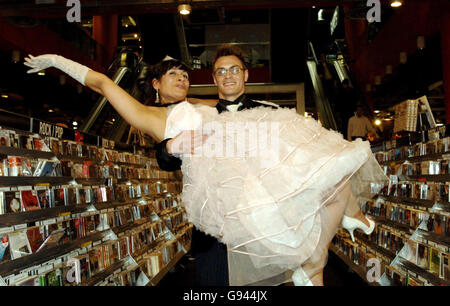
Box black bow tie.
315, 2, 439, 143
216, 95, 247, 113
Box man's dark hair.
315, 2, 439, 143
149, 59, 190, 80
212, 44, 248, 70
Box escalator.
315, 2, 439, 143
306, 40, 362, 136
80, 49, 150, 144
306, 41, 337, 131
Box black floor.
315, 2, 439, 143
157, 250, 368, 287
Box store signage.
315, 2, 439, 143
36, 120, 64, 139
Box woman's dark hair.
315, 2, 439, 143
149, 59, 190, 81
212, 44, 248, 70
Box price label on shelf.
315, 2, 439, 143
42, 218, 57, 226
0, 227, 14, 234
436, 244, 446, 252
53, 258, 62, 266
59, 212, 70, 217
13, 224, 27, 231
37, 264, 53, 275
9, 273, 28, 285
80, 241, 92, 248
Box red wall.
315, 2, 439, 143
0, 17, 104, 73
344, 1, 447, 110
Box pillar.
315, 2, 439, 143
92, 15, 118, 68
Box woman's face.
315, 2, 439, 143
153, 67, 189, 104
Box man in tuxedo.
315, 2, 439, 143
154, 44, 277, 286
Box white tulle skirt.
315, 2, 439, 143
179, 106, 387, 285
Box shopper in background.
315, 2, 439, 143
24, 49, 387, 287
347, 105, 377, 141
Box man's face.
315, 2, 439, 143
356, 107, 363, 117
213, 55, 248, 101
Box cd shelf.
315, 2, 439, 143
356, 234, 397, 260
0, 229, 109, 277
394, 256, 450, 286
81, 256, 131, 286
148, 250, 185, 286
329, 244, 380, 286
0, 203, 89, 228
416, 229, 450, 249
372, 217, 416, 235
0, 119, 191, 286
0, 176, 74, 187
0, 146, 55, 160
378, 151, 450, 166
332, 125, 450, 286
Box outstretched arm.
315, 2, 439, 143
24, 54, 167, 142
85, 70, 166, 141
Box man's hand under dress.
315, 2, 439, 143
166, 130, 210, 156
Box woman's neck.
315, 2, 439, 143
161, 98, 185, 105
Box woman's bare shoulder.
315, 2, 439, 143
187, 97, 218, 107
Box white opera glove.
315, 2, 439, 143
24, 54, 91, 85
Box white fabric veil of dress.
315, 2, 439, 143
164, 101, 387, 286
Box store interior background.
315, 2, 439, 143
0, 0, 448, 144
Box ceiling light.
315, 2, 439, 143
48, 109, 54, 113
375, 119, 382, 126
73, 121, 78, 126
134, 34, 138, 38
178, 4, 191, 15
1, 94, 8, 99
390, 1, 402, 8
374, 110, 380, 114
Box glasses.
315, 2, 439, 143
214, 66, 244, 77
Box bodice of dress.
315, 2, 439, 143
164, 101, 216, 139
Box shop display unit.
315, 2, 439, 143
331, 123, 450, 286
0, 115, 192, 286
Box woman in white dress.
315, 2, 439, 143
24, 53, 387, 286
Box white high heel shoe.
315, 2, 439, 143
292, 267, 313, 286
341, 215, 375, 242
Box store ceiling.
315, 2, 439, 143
0, 0, 364, 17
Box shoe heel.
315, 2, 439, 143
349, 230, 355, 242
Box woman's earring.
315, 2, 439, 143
155, 90, 160, 103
